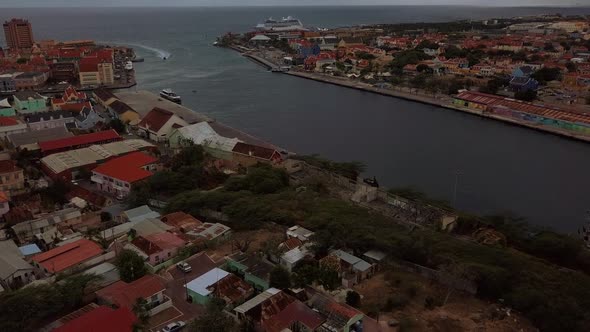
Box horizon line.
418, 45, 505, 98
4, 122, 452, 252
0, 4, 587, 9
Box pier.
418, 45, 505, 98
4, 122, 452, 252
242, 53, 280, 71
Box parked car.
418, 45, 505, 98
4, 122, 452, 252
176, 261, 192, 273
161, 321, 186, 332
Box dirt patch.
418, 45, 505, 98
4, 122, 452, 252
353, 270, 537, 332
205, 226, 285, 262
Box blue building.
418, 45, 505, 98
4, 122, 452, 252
509, 76, 539, 92
511, 65, 534, 78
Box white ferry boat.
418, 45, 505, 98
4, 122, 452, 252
255, 16, 306, 31
160, 89, 181, 104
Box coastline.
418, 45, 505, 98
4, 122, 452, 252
231, 50, 590, 143
284, 70, 590, 144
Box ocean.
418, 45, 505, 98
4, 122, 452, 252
2, 6, 590, 232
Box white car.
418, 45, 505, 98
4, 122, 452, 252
176, 262, 192, 273
161, 321, 186, 332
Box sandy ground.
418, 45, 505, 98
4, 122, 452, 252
354, 271, 537, 332
205, 226, 285, 262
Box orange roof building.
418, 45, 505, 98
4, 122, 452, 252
91, 151, 158, 199
96, 275, 166, 310
31, 239, 103, 274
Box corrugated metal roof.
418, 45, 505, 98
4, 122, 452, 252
41, 139, 154, 175
19, 243, 42, 256
234, 288, 281, 314
456, 91, 590, 125
185, 267, 229, 296
176, 122, 240, 152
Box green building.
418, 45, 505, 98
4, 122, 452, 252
185, 267, 230, 305
13, 91, 47, 114
224, 253, 273, 292
0, 98, 16, 116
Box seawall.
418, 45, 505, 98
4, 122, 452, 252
284, 71, 590, 144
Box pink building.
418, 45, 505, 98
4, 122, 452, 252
128, 232, 186, 266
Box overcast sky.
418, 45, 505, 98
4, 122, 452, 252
0, 0, 587, 7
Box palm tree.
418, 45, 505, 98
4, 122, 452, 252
132, 297, 150, 332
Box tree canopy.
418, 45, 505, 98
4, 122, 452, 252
269, 266, 292, 289
115, 249, 147, 282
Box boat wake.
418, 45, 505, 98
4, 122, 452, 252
101, 41, 172, 59
132, 43, 172, 60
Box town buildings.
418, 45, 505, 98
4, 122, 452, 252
0, 160, 24, 197
52, 305, 136, 332
39, 129, 121, 156
0, 240, 35, 290
3, 19, 34, 50
137, 107, 189, 142
91, 151, 159, 199
96, 275, 171, 316
31, 238, 104, 275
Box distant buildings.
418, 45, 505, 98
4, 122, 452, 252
3, 18, 34, 50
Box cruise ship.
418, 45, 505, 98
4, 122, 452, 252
255, 16, 306, 32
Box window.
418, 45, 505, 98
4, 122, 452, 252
168, 252, 171, 257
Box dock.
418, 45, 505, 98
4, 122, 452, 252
242, 53, 280, 71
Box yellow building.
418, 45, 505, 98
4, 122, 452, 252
98, 62, 114, 85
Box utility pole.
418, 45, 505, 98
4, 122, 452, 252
453, 170, 462, 209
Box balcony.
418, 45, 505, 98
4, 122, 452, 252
90, 175, 104, 184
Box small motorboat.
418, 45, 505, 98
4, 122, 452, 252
160, 88, 181, 104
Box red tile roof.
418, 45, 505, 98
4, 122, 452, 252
263, 301, 325, 332
39, 129, 121, 153
131, 232, 185, 256
161, 211, 203, 232
0, 160, 21, 174
79, 56, 100, 72
60, 101, 92, 113
96, 275, 165, 309
232, 142, 280, 161
53, 306, 136, 332
0, 191, 8, 203
146, 232, 186, 249
0, 117, 19, 126
280, 237, 303, 251
92, 151, 157, 183
138, 107, 174, 133
32, 239, 102, 274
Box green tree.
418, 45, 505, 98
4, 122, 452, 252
132, 298, 150, 332
100, 211, 112, 222
115, 249, 147, 282
318, 266, 340, 291
269, 266, 292, 289
109, 118, 126, 134
416, 64, 430, 73
532, 67, 561, 83
514, 90, 537, 102
189, 298, 235, 332
346, 290, 361, 308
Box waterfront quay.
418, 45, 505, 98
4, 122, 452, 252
0, 18, 137, 97
219, 13, 590, 143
